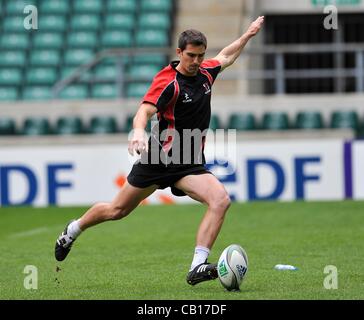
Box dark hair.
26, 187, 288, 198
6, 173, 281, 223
178, 29, 207, 51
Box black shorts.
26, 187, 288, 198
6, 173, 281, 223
127, 162, 212, 197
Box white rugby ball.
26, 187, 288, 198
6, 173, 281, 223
217, 244, 248, 291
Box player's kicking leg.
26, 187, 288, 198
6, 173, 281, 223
173, 173, 231, 285
55, 182, 158, 261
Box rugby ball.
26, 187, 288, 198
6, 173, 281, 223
217, 244, 248, 291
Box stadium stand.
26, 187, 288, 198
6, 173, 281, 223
209, 114, 222, 131
0, 0, 362, 142
262, 112, 290, 131
55, 116, 84, 135
21, 117, 52, 135
228, 113, 256, 131
295, 111, 324, 130
0, 0, 174, 101
0, 117, 17, 135
330, 111, 360, 130
0, 111, 362, 137
89, 115, 118, 134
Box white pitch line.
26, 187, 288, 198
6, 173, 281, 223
9, 227, 49, 239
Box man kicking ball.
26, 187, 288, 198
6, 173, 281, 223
55, 16, 264, 286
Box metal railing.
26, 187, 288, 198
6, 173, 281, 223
52, 47, 172, 99
243, 43, 364, 94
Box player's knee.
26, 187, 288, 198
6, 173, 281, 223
92, 202, 129, 221
209, 192, 231, 213
93, 202, 110, 215
109, 205, 131, 220
221, 194, 231, 212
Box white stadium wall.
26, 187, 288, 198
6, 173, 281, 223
0, 138, 362, 207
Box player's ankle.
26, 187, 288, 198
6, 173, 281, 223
190, 245, 210, 271
67, 219, 82, 239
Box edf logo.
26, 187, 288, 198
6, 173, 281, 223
0, 163, 73, 206
247, 157, 321, 200
208, 156, 322, 201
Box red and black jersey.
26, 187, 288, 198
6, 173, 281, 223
141, 59, 222, 165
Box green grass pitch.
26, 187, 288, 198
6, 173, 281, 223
0, 201, 363, 300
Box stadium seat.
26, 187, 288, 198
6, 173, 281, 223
67, 32, 98, 48
227, 113, 256, 130
60, 67, 93, 82
101, 56, 130, 66
123, 114, 134, 132
0, 87, 18, 101
1, 34, 29, 50
104, 14, 135, 30
63, 49, 94, 66
91, 84, 118, 99
26, 68, 58, 85
0, 51, 27, 67
71, 14, 101, 31
128, 64, 161, 80
140, 0, 172, 12
209, 114, 222, 130
22, 117, 52, 135
38, 15, 67, 32
295, 111, 324, 129
0, 68, 22, 85
22, 86, 52, 100
89, 116, 118, 134
138, 13, 171, 29
39, 0, 70, 14
6, 0, 37, 15
55, 116, 84, 135
59, 85, 89, 100
262, 112, 290, 130
3, 16, 27, 32
33, 33, 64, 49
135, 30, 169, 47
133, 54, 167, 66
30, 50, 61, 67
330, 111, 359, 130
101, 30, 133, 48
73, 0, 102, 13
107, 0, 136, 13
0, 118, 17, 135
126, 82, 151, 98
122, 114, 152, 132
357, 119, 364, 138
94, 65, 118, 81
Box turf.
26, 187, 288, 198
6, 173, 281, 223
0, 201, 363, 300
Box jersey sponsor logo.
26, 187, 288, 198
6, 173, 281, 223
182, 92, 192, 103
203, 82, 211, 94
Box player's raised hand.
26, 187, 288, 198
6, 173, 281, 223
246, 16, 264, 38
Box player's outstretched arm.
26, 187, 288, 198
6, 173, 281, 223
214, 16, 264, 72
128, 103, 157, 156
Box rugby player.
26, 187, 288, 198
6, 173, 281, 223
55, 16, 264, 285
